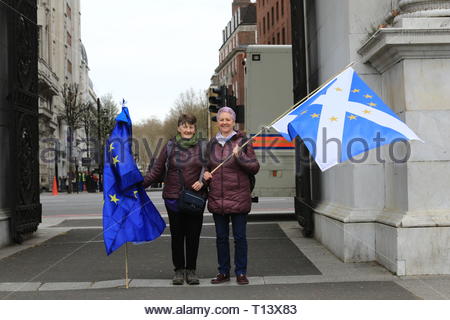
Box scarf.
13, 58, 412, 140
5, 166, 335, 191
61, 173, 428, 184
175, 132, 199, 149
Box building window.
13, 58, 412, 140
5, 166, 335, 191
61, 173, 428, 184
66, 3, 72, 19
276, 2, 279, 22
271, 7, 274, 25
267, 12, 270, 31
281, 0, 284, 16
273, 36, 275, 44
67, 60, 72, 74
282, 27, 286, 44
38, 25, 43, 58
67, 32, 72, 47
277, 32, 280, 44
263, 16, 266, 34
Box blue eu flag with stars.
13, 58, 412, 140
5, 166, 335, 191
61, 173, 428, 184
102, 104, 165, 255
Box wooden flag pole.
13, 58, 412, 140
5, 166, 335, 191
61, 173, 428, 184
210, 62, 355, 175
125, 243, 129, 289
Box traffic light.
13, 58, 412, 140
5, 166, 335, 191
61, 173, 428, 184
225, 95, 244, 123
208, 85, 227, 114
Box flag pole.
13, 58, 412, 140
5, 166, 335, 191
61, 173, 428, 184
210, 62, 355, 175
125, 243, 129, 289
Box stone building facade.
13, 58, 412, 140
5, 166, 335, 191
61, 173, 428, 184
37, 0, 96, 191
299, 0, 450, 275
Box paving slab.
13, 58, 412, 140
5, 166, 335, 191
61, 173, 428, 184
0, 224, 320, 283
0, 282, 41, 292
0, 281, 419, 300
91, 279, 130, 289
39, 282, 92, 291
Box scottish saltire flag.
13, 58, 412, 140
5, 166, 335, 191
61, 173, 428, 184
103, 104, 165, 255
272, 67, 423, 171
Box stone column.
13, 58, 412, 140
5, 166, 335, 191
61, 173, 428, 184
358, 0, 450, 274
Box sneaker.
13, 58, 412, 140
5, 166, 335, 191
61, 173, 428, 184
236, 274, 249, 285
210, 273, 230, 284
172, 269, 185, 285
185, 269, 200, 285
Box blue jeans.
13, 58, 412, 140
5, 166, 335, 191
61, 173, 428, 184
212, 213, 248, 276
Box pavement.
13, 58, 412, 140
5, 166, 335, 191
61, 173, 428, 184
0, 192, 449, 300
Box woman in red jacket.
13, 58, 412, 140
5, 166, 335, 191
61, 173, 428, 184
143, 114, 206, 285
203, 107, 260, 285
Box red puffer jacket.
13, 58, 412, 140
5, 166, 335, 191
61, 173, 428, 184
207, 131, 260, 215
143, 140, 206, 199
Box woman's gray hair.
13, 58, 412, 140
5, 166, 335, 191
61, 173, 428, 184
217, 107, 236, 121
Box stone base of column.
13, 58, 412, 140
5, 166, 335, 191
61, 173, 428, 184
0, 209, 11, 248
375, 223, 450, 275
314, 212, 450, 275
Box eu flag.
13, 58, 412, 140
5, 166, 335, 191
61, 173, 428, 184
103, 105, 165, 255
272, 67, 423, 171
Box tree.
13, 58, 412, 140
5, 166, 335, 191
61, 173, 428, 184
92, 94, 119, 191
165, 88, 208, 139
60, 83, 87, 193
80, 102, 96, 171
133, 88, 208, 172
99, 93, 119, 142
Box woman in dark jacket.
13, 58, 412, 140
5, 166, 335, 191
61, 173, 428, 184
203, 107, 260, 285
143, 114, 206, 285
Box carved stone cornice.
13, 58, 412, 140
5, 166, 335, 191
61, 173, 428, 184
395, 0, 450, 21
358, 27, 450, 73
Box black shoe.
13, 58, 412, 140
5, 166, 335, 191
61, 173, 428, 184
172, 269, 185, 285
211, 273, 230, 284
185, 269, 200, 285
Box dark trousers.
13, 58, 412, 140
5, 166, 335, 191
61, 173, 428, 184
212, 213, 248, 276
166, 207, 203, 271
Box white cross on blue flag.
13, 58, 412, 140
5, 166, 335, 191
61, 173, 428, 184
272, 67, 423, 171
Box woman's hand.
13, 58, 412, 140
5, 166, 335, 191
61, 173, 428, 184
233, 145, 241, 157
203, 171, 212, 181
192, 181, 204, 191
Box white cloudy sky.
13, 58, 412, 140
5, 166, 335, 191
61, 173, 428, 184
81, 0, 234, 123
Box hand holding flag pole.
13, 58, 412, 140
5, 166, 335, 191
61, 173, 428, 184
210, 62, 356, 175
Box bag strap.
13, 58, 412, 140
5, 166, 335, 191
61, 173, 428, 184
175, 141, 207, 191
164, 140, 175, 181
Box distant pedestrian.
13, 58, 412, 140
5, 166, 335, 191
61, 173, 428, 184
143, 114, 207, 285
203, 107, 260, 285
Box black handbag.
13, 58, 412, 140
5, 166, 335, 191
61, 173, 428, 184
175, 149, 206, 215
178, 189, 206, 215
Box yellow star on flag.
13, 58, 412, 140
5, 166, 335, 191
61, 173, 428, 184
109, 143, 115, 152
335, 87, 343, 92
134, 191, 138, 199
348, 115, 357, 120
352, 89, 360, 93
113, 155, 120, 166
301, 110, 308, 115
363, 109, 371, 114
364, 94, 373, 99
368, 102, 377, 107
109, 194, 120, 205
329, 116, 338, 122
311, 113, 320, 118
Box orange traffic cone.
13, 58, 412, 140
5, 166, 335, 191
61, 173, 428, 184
52, 176, 58, 196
